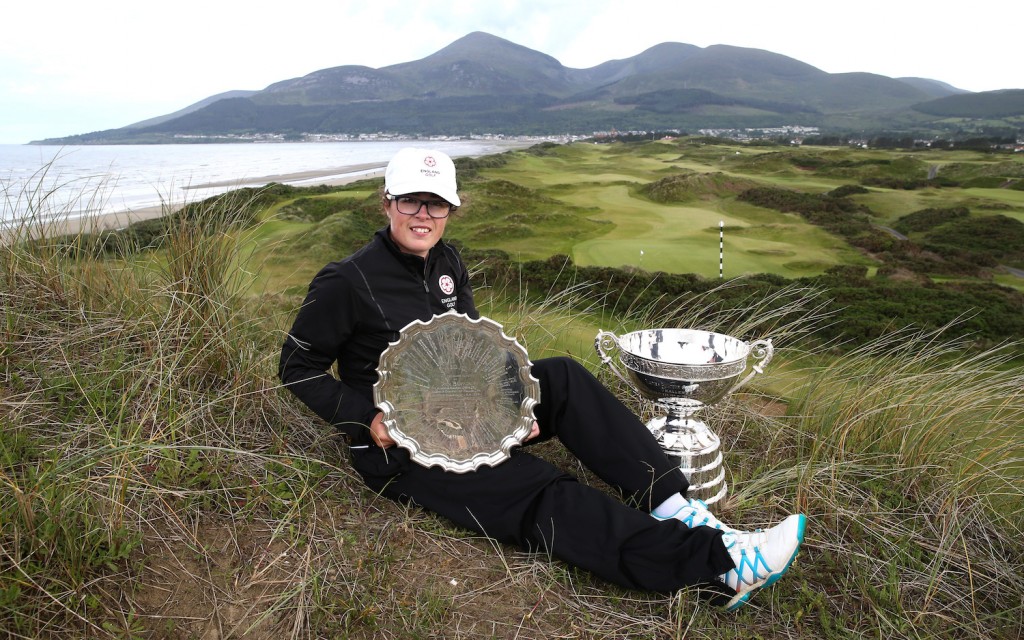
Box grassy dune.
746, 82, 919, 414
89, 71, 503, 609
2, 140, 1023, 639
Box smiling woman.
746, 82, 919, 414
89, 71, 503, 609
278, 145, 807, 614
382, 148, 461, 257
384, 193, 451, 258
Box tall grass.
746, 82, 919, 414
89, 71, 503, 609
2, 177, 1022, 638
781, 328, 1024, 637
1, 187, 333, 637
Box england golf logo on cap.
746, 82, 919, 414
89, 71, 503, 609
420, 154, 441, 178
439, 275, 455, 295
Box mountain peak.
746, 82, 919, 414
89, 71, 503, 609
450, 31, 516, 46
415, 30, 563, 68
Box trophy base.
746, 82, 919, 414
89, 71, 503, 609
648, 416, 728, 505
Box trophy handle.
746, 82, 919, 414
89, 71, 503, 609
594, 330, 633, 387
727, 338, 774, 395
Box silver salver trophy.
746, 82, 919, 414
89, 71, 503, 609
374, 311, 541, 473
595, 329, 773, 505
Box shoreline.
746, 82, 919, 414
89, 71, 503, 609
2, 139, 536, 243
181, 162, 386, 190
4, 164, 387, 240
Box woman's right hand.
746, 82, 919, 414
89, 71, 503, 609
369, 412, 396, 449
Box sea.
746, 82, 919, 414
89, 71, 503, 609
0, 139, 522, 224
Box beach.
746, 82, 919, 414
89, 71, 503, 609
2, 138, 537, 243
6, 163, 386, 240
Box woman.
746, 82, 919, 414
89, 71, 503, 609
279, 147, 805, 610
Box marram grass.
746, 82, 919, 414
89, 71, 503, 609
783, 327, 1023, 637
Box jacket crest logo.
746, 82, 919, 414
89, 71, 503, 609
439, 275, 455, 295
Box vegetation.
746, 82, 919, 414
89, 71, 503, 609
920, 214, 1024, 269
912, 89, 1024, 119
616, 88, 820, 115
2, 140, 1023, 638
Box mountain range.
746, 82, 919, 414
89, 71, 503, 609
36, 32, 1024, 144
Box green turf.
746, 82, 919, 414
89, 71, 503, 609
473, 143, 877, 277
252, 140, 1023, 290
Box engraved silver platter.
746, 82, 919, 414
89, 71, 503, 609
374, 311, 541, 473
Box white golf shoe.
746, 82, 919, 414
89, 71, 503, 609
718, 513, 806, 611
652, 497, 741, 533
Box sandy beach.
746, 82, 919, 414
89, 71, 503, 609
182, 162, 386, 190
6, 164, 387, 240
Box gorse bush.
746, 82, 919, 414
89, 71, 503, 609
640, 171, 758, 203
922, 215, 1024, 269
892, 206, 970, 234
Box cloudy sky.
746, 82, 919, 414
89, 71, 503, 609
2, 0, 1020, 144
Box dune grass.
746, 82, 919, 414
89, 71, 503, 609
2, 150, 1022, 639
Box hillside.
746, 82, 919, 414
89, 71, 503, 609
33, 32, 1023, 144
122, 90, 259, 129
3, 139, 1022, 639
912, 88, 1024, 118
898, 77, 971, 99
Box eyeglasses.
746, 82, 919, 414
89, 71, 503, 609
386, 194, 454, 219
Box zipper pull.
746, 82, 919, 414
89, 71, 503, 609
422, 279, 429, 293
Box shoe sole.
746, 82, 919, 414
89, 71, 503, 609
725, 514, 807, 611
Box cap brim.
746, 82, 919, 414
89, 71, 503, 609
388, 181, 460, 207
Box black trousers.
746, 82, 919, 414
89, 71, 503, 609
351, 356, 734, 592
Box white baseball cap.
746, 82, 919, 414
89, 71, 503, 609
384, 147, 461, 207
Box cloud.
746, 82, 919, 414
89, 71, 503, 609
1, 0, 1021, 142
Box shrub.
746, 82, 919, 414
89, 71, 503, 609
893, 207, 970, 234
278, 195, 358, 223
923, 214, 1024, 268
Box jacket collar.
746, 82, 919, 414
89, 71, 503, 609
375, 226, 438, 267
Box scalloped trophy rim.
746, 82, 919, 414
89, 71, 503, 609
595, 327, 765, 407
617, 328, 752, 368
373, 310, 541, 474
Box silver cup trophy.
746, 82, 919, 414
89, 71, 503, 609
595, 329, 773, 504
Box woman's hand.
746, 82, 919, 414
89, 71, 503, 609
525, 420, 541, 441
370, 412, 396, 449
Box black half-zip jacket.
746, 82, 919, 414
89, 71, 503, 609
279, 227, 478, 443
